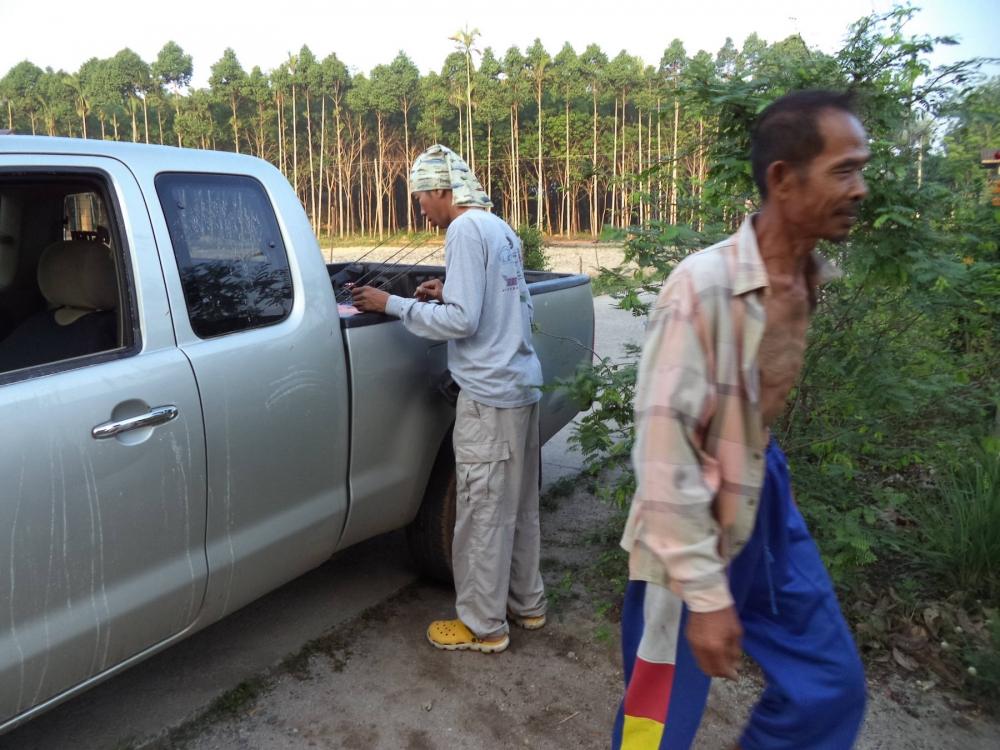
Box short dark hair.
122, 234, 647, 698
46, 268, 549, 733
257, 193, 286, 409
750, 90, 857, 200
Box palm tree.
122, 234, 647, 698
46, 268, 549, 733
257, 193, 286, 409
449, 25, 480, 171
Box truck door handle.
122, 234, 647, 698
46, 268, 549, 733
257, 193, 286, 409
92, 405, 179, 440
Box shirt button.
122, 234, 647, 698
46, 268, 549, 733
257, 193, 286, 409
753, 452, 762, 460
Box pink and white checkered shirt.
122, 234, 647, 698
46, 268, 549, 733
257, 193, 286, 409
620, 215, 836, 613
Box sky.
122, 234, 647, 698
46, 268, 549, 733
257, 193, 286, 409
0, 0, 996, 85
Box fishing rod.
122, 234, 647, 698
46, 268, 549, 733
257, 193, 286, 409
337, 235, 434, 302
336, 234, 431, 300
335, 236, 417, 302
346, 232, 401, 266
371, 246, 444, 293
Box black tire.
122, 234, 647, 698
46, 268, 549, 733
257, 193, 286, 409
406, 438, 456, 584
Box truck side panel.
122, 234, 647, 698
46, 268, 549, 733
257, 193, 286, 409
336, 321, 453, 550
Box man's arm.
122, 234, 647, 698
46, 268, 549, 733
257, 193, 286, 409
383, 225, 487, 341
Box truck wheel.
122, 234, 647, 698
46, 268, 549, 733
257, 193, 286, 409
406, 440, 456, 584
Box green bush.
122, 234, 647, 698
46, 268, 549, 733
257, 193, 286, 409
517, 224, 549, 271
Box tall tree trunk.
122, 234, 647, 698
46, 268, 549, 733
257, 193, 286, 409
257, 99, 266, 158
306, 92, 317, 234
465, 54, 475, 171
292, 83, 299, 202
229, 94, 239, 152
917, 140, 924, 189
516, 108, 525, 226
335, 101, 345, 237
156, 108, 163, 145
647, 110, 652, 220
358, 116, 367, 236
319, 95, 327, 239
81, 111, 89, 140
656, 98, 662, 220
174, 96, 182, 147
591, 90, 598, 237
403, 103, 413, 232
130, 104, 138, 142
486, 120, 493, 205
697, 117, 705, 232
620, 94, 627, 227
325, 165, 335, 251
564, 99, 570, 235
142, 98, 149, 143
376, 113, 385, 240
638, 106, 644, 227
277, 92, 286, 176
611, 98, 618, 229
535, 82, 543, 230
510, 106, 518, 227
670, 97, 679, 225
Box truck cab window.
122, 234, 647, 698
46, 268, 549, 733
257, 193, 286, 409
155, 173, 293, 338
0, 180, 128, 378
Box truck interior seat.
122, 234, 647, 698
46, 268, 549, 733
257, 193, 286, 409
0, 239, 118, 373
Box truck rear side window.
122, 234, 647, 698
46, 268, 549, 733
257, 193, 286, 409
0, 177, 132, 379
155, 173, 293, 338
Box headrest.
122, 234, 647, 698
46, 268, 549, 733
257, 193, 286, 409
37, 240, 118, 311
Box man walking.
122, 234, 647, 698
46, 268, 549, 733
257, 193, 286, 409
352, 144, 546, 654
613, 90, 871, 749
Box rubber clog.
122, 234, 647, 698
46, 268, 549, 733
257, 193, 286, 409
509, 612, 547, 630
426, 619, 509, 653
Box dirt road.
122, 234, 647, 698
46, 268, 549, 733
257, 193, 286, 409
154, 481, 998, 750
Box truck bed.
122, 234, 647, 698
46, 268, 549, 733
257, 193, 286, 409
326, 261, 594, 550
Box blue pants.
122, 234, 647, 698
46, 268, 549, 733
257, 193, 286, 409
612, 441, 867, 749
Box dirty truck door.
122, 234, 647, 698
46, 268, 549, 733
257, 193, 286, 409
0, 157, 208, 728
149, 171, 350, 620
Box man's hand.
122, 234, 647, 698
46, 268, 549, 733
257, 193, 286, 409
414, 278, 443, 302
686, 607, 742, 679
350, 285, 390, 313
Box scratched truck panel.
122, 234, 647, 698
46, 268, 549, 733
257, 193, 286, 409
0, 135, 594, 733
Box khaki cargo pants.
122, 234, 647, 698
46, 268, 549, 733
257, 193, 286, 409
452, 390, 546, 639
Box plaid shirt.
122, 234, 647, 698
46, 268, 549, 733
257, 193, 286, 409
620, 215, 835, 612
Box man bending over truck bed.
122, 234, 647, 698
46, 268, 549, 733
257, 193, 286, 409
352, 144, 546, 654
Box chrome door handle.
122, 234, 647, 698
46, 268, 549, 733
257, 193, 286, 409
92, 405, 179, 439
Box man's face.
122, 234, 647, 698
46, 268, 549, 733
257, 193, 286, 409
415, 190, 452, 229
784, 109, 870, 243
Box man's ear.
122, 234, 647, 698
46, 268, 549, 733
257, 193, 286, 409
766, 160, 799, 201
765, 161, 806, 204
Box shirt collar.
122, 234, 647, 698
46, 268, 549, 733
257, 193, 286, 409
731, 213, 842, 298
732, 214, 769, 296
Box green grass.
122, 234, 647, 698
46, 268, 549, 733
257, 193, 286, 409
203, 676, 269, 720
913, 446, 1000, 603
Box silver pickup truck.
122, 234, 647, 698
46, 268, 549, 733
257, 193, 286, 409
0, 136, 594, 732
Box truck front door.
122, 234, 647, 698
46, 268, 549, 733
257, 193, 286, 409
0, 157, 208, 729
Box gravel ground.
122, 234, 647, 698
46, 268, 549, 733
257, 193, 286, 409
153, 481, 999, 750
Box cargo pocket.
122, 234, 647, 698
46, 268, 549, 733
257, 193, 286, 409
455, 441, 511, 519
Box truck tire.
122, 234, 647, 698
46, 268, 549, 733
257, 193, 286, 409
406, 438, 456, 584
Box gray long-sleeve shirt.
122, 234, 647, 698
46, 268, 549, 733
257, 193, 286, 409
384, 209, 543, 408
